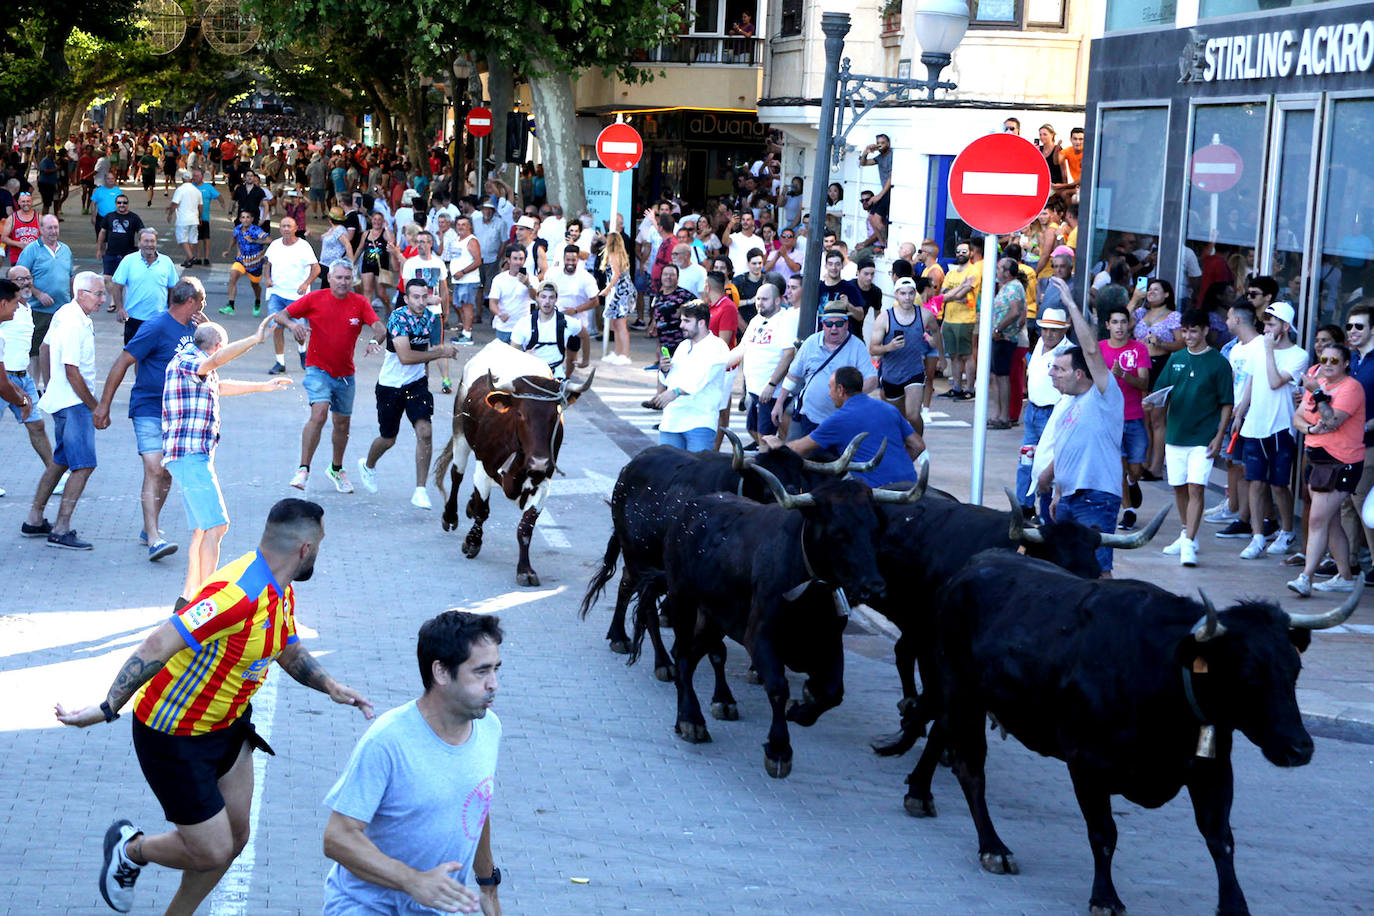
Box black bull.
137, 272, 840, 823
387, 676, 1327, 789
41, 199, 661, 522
913, 550, 1361, 916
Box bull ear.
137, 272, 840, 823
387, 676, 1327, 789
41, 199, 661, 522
1289, 628, 1313, 654
485, 391, 515, 413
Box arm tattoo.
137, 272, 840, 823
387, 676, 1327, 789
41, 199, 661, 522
279, 643, 331, 692
106, 655, 164, 711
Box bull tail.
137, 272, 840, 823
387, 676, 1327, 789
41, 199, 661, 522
432, 435, 456, 500
627, 572, 665, 665
578, 534, 621, 620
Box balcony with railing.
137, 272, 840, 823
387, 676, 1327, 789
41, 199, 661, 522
643, 34, 765, 65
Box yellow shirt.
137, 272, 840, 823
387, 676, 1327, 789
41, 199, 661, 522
1017, 262, 1040, 319
941, 262, 982, 325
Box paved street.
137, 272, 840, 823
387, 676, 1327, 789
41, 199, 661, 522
1, 198, 1373, 913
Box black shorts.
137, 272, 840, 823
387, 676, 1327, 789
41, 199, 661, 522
1147, 352, 1169, 389
123, 317, 143, 346
990, 338, 1017, 376
880, 373, 925, 400
1305, 447, 1363, 494
142, 172, 156, 190
29, 309, 53, 358
376, 378, 434, 439
131, 706, 272, 826
102, 254, 123, 276
871, 193, 890, 220
198, 219, 210, 241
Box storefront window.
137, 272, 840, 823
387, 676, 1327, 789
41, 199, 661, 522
1104, 0, 1176, 31
1088, 107, 1167, 285
927, 155, 975, 263
1199, 0, 1322, 18
1315, 98, 1374, 332
1266, 109, 1314, 310
1182, 103, 1266, 311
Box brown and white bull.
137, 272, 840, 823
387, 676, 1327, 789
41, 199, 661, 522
433, 342, 593, 586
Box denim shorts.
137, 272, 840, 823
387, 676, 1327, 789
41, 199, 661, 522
303, 366, 356, 416
132, 414, 163, 455
1057, 487, 1116, 572
1242, 430, 1296, 487
746, 394, 778, 436
1120, 417, 1148, 464
53, 403, 97, 470
166, 452, 229, 530
265, 293, 295, 314
453, 283, 480, 307
429, 311, 444, 346
659, 427, 716, 452
5, 372, 39, 423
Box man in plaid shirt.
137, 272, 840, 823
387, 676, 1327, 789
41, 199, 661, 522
163, 316, 292, 609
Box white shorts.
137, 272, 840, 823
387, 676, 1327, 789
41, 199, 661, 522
175, 223, 199, 245
1165, 443, 1212, 486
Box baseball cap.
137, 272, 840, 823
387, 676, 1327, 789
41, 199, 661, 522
1037, 306, 1070, 328
1050, 245, 1075, 259
894, 277, 918, 292
1265, 301, 1296, 326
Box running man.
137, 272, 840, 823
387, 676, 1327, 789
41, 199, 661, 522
54, 499, 374, 915
220, 210, 272, 317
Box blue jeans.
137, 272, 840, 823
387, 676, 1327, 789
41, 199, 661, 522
1016, 402, 1055, 509
1057, 487, 1119, 572
660, 427, 716, 452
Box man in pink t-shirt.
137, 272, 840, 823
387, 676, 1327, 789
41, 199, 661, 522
1099, 302, 1151, 529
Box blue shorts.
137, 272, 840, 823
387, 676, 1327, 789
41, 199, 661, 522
453, 283, 479, 307
429, 311, 444, 346
659, 427, 716, 452
495, 330, 512, 344
132, 414, 163, 455
309, 188, 326, 202
1121, 417, 1148, 465
52, 403, 97, 470
5, 372, 39, 423
303, 366, 356, 416
265, 293, 295, 314
166, 452, 229, 531
1243, 430, 1296, 487
746, 394, 778, 436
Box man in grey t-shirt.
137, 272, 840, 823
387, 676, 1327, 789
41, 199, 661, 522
771, 300, 878, 439
323, 612, 504, 914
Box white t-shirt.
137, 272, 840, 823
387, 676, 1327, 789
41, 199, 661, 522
740, 307, 800, 394
0, 300, 34, 372
265, 238, 319, 303
446, 233, 480, 283
546, 268, 600, 316
728, 232, 762, 273
1240, 341, 1309, 438
1027, 337, 1072, 408
488, 271, 533, 334
538, 217, 567, 246
661, 334, 730, 433
677, 263, 706, 297
1227, 334, 1257, 405
37, 302, 95, 414
171, 182, 201, 226
510, 311, 583, 378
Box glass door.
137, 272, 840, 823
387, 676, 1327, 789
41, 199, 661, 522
1261, 102, 1319, 331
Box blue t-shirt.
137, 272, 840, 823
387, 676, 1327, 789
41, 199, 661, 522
90, 185, 122, 218
810, 394, 916, 487
124, 311, 194, 418
1350, 348, 1374, 447
323, 701, 501, 914
195, 182, 221, 220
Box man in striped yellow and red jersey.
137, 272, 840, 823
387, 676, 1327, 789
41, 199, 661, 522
54, 497, 374, 915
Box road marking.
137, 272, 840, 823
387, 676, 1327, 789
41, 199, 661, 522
447, 586, 566, 616
535, 506, 572, 548
960, 171, 1040, 196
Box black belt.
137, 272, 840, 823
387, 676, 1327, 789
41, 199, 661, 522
7, 369, 25, 376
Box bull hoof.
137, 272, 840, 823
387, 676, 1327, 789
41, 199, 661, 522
871, 730, 918, 757
1088, 905, 1126, 916
654, 664, 678, 683
979, 852, 1019, 875
516, 571, 540, 587
441, 513, 459, 532
785, 699, 820, 727
745, 667, 762, 685
764, 752, 793, 779
903, 794, 937, 818
710, 702, 739, 721
461, 536, 483, 558
609, 639, 631, 655
675, 720, 711, 743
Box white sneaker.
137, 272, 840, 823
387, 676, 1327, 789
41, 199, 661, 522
1180, 539, 1198, 567
1287, 573, 1313, 597
357, 458, 378, 494
1203, 502, 1239, 523
289, 466, 309, 490
99, 818, 142, 913
411, 486, 432, 509
1239, 534, 1268, 559
1267, 530, 1297, 556
1312, 575, 1355, 592
327, 466, 354, 494
1162, 533, 1189, 555
54, 469, 70, 495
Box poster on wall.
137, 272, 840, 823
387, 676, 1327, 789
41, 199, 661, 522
584, 166, 633, 234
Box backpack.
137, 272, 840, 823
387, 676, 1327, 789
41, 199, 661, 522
528, 311, 568, 358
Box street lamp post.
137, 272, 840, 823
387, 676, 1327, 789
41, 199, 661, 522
795, 1, 968, 338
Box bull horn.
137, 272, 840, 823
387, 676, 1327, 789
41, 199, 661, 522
722, 428, 746, 471
1098, 505, 1171, 549
751, 461, 815, 510
803, 432, 869, 476
565, 368, 595, 395
484, 369, 499, 390
872, 453, 928, 504
1288, 576, 1365, 629
1191, 589, 1227, 642
846, 438, 889, 474
1004, 487, 1045, 545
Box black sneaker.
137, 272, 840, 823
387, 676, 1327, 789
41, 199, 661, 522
1364, 567, 1374, 588
99, 818, 142, 913
1119, 509, 1137, 530
48, 529, 93, 550
1215, 520, 1252, 539
268, 363, 286, 375
173, 596, 189, 611
181, 258, 195, 268
21, 518, 52, 538
1127, 479, 1142, 508
1262, 517, 1279, 538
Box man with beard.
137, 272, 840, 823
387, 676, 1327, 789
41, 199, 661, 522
56, 499, 374, 916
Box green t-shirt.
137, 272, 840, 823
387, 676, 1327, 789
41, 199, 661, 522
1156, 347, 1233, 447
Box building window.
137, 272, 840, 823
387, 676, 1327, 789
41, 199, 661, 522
968, 0, 1067, 29
1199, 0, 1323, 18
1315, 98, 1374, 333
647, 0, 761, 63
1088, 107, 1168, 286
779, 0, 803, 37
1103, 0, 1176, 32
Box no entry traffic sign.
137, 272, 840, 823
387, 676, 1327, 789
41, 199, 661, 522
466, 107, 493, 138
596, 123, 643, 172
948, 134, 1052, 235
1190, 142, 1243, 193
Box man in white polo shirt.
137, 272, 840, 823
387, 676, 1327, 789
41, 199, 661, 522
728, 278, 796, 448
651, 301, 729, 452
544, 245, 599, 369
262, 216, 320, 374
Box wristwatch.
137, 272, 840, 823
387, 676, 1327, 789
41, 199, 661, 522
100, 701, 120, 722
475, 866, 501, 887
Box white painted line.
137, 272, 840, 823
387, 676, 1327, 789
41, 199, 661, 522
600, 141, 640, 154
535, 506, 571, 549
960, 171, 1040, 196
1193, 162, 1237, 174
207, 673, 278, 915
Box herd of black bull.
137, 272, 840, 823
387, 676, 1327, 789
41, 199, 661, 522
577, 432, 1363, 916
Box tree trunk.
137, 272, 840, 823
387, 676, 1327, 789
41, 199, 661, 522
486, 54, 514, 178
527, 67, 585, 216
56, 97, 87, 141
108, 84, 127, 132
363, 80, 398, 151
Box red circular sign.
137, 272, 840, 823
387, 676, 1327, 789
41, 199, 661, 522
947, 134, 1053, 235
596, 123, 643, 172
466, 107, 493, 138
1189, 143, 1243, 193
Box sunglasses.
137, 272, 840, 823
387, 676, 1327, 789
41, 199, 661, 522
822, 319, 847, 328
1317, 356, 1343, 366
1347, 323, 1366, 330
1246, 291, 1264, 299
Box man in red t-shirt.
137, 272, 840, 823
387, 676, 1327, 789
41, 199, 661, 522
704, 270, 739, 450
1099, 301, 1152, 529
271, 261, 385, 493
